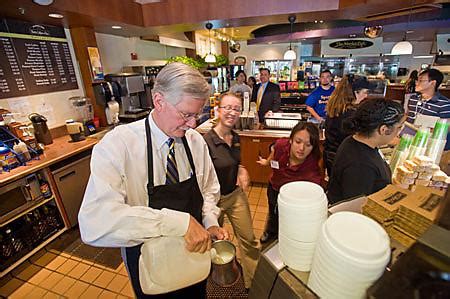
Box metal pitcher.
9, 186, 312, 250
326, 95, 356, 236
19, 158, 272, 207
210, 240, 241, 287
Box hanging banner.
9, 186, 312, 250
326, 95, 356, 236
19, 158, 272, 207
321, 37, 383, 57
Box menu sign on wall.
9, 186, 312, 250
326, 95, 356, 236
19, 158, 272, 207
0, 19, 78, 99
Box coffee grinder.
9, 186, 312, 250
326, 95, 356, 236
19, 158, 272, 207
104, 73, 150, 122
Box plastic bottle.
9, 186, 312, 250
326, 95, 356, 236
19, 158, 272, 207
13, 141, 31, 162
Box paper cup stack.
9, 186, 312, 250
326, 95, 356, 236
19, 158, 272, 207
277, 181, 328, 271
308, 212, 390, 299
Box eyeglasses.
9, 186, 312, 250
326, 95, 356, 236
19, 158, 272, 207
166, 100, 200, 122
417, 79, 430, 83
219, 105, 242, 113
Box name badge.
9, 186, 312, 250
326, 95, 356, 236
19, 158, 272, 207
270, 160, 279, 169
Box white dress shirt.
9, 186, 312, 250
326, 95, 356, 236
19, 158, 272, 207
78, 112, 221, 248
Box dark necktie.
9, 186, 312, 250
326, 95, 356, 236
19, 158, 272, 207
165, 138, 179, 184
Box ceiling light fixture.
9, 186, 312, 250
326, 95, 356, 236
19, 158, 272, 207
283, 15, 297, 60
205, 22, 216, 64
364, 25, 383, 38
391, 0, 414, 55
48, 13, 64, 19
112, 25, 122, 29
32, 0, 54, 5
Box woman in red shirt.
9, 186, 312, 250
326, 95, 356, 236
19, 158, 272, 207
257, 122, 323, 243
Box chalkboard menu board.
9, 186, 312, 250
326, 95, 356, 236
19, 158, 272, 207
0, 19, 78, 99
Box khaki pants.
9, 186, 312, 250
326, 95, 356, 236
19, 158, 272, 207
218, 187, 261, 288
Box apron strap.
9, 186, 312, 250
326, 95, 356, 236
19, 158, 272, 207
145, 117, 196, 197
181, 136, 196, 175
145, 117, 155, 197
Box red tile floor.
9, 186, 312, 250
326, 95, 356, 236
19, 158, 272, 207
0, 183, 269, 298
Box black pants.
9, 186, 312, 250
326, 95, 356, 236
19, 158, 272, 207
264, 183, 279, 236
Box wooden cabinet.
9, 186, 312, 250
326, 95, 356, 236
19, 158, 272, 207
240, 135, 277, 183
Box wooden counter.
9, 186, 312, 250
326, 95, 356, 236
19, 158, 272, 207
0, 136, 98, 186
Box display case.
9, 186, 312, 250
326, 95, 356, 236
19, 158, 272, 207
251, 60, 294, 82
210, 66, 229, 93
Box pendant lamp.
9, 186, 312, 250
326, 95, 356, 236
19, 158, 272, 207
391, 1, 414, 55
205, 22, 216, 63
283, 16, 297, 60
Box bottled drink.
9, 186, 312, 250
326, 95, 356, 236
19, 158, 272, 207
38, 173, 52, 199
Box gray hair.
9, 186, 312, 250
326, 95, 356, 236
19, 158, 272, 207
152, 62, 210, 105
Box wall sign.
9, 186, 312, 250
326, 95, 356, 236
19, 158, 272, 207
321, 37, 383, 57
329, 40, 374, 50
0, 19, 78, 100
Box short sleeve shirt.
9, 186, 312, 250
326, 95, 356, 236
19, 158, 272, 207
203, 129, 241, 195
305, 86, 335, 118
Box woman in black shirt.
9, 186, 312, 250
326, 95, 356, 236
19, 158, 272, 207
327, 98, 405, 204
324, 75, 373, 176
203, 93, 260, 289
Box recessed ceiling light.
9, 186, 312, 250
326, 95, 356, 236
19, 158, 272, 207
235, 29, 240, 32
406, 30, 414, 34
319, 20, 324, 23
349, 34, 356, 38
112, 25, 122, 29
302, 38, 307, 41
314, 20, 318, 23
48, 13, 63, 19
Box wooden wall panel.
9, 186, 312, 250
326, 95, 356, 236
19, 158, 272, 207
141, 0, 338, 27
70, 27, 107, 127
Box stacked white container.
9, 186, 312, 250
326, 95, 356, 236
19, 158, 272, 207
307, 212, 391, 299
277, 181, 328, 271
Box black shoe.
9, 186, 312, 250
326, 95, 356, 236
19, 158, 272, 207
260, 232, 277, 244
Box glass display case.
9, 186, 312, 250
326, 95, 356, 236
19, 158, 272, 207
251, 60, 294, 82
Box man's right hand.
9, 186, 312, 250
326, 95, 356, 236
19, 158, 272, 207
184, 215, 211, 253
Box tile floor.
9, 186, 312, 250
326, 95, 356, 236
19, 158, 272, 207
0, 183, 269, 298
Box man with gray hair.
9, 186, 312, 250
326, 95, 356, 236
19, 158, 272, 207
79, 62, 228, 298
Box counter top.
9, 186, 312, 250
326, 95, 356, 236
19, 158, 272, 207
0, 135, 98, 186
196, 119, 326, 139
196, 119, 292, 138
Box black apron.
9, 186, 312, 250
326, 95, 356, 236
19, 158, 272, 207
124, 117, 206, 298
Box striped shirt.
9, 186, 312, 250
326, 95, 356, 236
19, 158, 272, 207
407, 92, 450, 123
406, 92, 450, 150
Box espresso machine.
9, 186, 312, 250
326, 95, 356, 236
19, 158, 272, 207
104, 73, 151, 122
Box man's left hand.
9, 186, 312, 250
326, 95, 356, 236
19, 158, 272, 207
207, 226, 230, 241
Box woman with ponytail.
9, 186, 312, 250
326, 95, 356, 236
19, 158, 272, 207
203, 92, 260, 289
324, 75, 373, 176
327, 98, 405, 204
